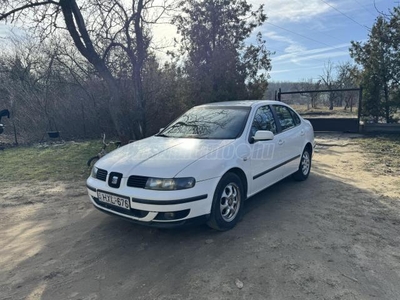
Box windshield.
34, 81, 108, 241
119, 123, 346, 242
158, 106, 251, 139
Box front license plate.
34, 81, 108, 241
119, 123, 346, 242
97, 191, 130, 210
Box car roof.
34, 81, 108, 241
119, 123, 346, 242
197, 100, 284, 108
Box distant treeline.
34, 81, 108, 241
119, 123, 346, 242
0, 1, 399, 145
0, 0, 270, 144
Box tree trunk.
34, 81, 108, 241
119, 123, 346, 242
350, 96, 353, 113
60, 0, 132, 143
132, 0, 146, 139
384, 83, 390, 123
329, 96, 334, 110
12, 118, 18, 146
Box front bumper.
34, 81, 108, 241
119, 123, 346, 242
93, 205, 210, 228
86, 176, 220, 226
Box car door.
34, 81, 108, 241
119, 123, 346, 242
272, 105, 303, 177
248, 105, 285, 195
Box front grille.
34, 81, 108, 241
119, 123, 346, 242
127, 175, 149, 188
96, 168, 108, 181
108, 172, 122, 188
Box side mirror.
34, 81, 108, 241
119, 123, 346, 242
253, 130, 274, 142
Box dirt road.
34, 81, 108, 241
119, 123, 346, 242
1, 134, 400, 300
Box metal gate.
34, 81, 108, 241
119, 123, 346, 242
276, 87, 362, 133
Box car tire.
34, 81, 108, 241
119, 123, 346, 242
292, 147, 312, 181
207, 173, 245, 231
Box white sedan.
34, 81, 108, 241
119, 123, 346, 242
86, 100, 314, 230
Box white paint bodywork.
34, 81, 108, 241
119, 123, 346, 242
86, 100, 314, 225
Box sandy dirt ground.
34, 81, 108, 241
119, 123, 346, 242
1, 133, 400, 300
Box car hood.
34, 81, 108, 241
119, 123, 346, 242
95, 136, 234, 178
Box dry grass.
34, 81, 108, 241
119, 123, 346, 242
356, 135, 400, 176
0, 140, 105, 183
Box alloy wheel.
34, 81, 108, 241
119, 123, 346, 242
220, 183, 241, 222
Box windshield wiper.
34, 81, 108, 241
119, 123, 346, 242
155, 133, 170, 137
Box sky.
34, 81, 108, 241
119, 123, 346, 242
251, 0, 395, 82
151, 0, 396, 82
0, 0, 396, 82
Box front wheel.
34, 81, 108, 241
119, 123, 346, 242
207, 173, 245, 231
292, 148, 312, 181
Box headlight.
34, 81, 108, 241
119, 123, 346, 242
145, 177, 196, 190
91, 167, 98, 178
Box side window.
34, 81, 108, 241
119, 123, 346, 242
250, 106, 277, 137
288, 108, 301, 126
273, 105, 296, 131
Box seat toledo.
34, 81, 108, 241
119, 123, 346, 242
87, 100, 314, 230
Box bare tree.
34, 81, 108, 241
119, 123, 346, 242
1, 0, 174, 143
336, 62, 360, 112
0, 38, 71, 142
297, 79, 322, 109
320, 61, 338, 110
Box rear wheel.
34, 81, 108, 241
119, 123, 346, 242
293, 148, 312, 181
207, 173, 245, 231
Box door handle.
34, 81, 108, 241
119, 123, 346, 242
278, 140, 285, 145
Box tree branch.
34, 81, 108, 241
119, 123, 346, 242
0, 1, 59, 21
102, 42, 129, 60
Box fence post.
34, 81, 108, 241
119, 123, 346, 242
358, 85, 362, 122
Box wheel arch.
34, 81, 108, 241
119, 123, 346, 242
224, 167, 248, 198
304, 142, 313, 157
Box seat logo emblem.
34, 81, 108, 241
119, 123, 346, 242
111, 176, 119, 185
